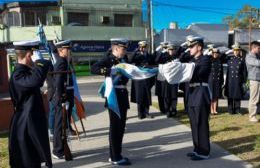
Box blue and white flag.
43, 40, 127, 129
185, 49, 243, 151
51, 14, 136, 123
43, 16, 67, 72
158, 60, 195, 84
37, 21, 56, 64
100, 63, 158, 118
115, 63, 158, 80
100, 62, 195, 118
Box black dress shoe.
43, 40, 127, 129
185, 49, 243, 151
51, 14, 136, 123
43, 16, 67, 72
235, 110, 243, 115
138, 115, 146, 120
110, 158, 131, 166
161, 111, 166, 114
167, 114, 173, 118
186, 152, 196, 157
146, 114, 154, 119
172, 111, 177, 116
52, 153, 64, 160
190, 155, 209, 161
229, 111, 235, 115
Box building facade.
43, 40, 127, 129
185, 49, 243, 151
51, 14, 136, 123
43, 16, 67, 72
0, 0, 146, 63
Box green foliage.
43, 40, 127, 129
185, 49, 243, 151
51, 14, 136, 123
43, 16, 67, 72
223, 5, 260, 29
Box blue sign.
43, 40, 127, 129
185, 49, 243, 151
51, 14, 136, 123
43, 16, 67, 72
72, 41, 139, 53
0, 0, 57, 4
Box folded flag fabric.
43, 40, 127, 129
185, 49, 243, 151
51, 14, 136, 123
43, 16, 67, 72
100, 62, 195, 118
115, 63, 158, 80
104, 76, 121, 118
158, 60, 195, 84
100, 64, 158, 118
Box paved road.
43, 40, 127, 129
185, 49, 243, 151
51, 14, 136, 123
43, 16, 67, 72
50, 76, 251, 168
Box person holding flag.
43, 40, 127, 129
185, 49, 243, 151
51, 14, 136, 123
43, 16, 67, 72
130, 40, 155, 119
91, 38, 131, 166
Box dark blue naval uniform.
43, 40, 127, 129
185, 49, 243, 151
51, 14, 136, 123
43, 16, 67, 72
154, 51, 168, 114
224, 55, 247, 114
130, 50, 154, 119
188, 55, 211, 156
179, 51, 192, 113
91, 53, 129, 162
9, 60, 52, 168
161, 52, 179, 117
208, 56, 224, 99
52, 55, 74, 157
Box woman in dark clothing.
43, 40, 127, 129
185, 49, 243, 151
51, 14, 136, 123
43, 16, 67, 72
208, 48, 224, 115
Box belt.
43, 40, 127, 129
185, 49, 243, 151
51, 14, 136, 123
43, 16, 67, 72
114, 85, 126, 89
189, 82, 209, 87
66, 86, 74, 90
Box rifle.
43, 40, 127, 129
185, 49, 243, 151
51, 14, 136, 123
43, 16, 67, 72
62, 102, 73, 161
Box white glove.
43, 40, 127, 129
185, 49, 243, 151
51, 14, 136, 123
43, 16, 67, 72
31, 50, 44, 62
181, 42, 187, 47
203, 49, 209, 55
184, 48, 190, 53
225, 49, 233, 55
161, 49, 167, 53
156, 45, 162, 51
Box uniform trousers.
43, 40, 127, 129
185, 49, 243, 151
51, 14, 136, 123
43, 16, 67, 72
137, 103, 149, 119
164, 98, 177, 116
158, 96, 166, 114
188, 105, 210, 156
53, 103, 64, 157
108, 107, 127, 161
227, 99, 241, 114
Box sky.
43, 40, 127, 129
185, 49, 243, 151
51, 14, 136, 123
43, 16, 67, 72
1, 0, 260, 32
143, 0, 260, 31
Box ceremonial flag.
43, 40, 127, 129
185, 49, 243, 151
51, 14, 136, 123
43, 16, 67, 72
100, 63, 158, 118
158, 60, 195, 84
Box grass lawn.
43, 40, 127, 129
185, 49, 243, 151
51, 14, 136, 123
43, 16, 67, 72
153, 102, 260, 168
1, 103, 259, 167
0, 133, 9, 168
74, 64, 92, 76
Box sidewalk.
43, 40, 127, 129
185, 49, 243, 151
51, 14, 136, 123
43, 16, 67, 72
51, 77, 252, 168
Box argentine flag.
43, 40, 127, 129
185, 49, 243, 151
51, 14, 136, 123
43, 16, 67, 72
100, 61, 195, 118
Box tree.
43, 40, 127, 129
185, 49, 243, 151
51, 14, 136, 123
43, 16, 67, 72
223, 5, 260, 29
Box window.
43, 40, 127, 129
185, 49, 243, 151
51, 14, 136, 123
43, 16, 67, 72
114, 14, 133, 27
24, 11, 35, 26
23, 11, 46, 26
6, 12, 20, 26
51, 16, 61, 25
68, 12, 88, 26
101, 16, 110, 24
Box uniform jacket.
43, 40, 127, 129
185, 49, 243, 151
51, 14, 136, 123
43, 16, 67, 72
53, 56, 74, 106
9, 60, 52, 168
188, 55, 211, 107
208, 56, 224, 99
130, 50, 154, 105
91, 53, 130, 110
225, 55, 247, 99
